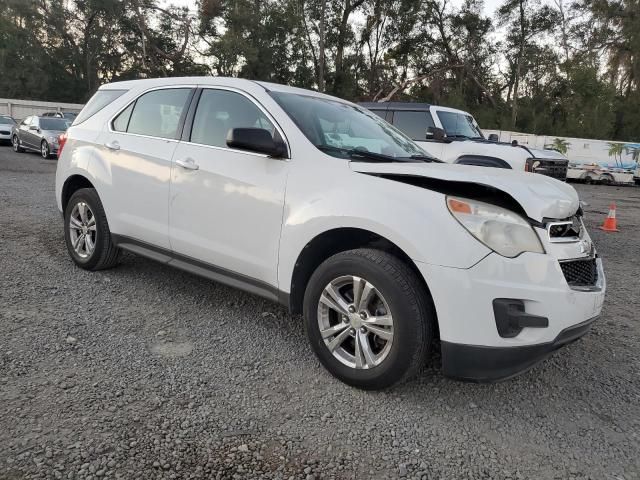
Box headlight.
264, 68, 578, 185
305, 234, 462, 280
48, 136, 58, 143
446, 196, 545, 257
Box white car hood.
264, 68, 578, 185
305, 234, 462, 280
527, 147, 567, 160
350, 161, 579, 222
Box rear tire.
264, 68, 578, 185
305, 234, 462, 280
64, 188, 120, 270
12, 135, 24, 153
303, 248, 435, 390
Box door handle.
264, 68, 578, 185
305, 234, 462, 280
176, 157, 199, 171
104, 140, 120, 151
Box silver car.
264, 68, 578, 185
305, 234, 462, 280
0, 115, 16, 144
12, 116, 70, 158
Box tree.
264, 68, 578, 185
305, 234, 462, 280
497, 0, 559, 129
550, 138, 570, 155
608, 142, 624, 167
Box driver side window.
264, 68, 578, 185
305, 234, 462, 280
190, 89, 275, 148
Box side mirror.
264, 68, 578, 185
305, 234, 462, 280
488, 133, 499, 142
426, 126, 447, 141
226, 128, 287, 158
29, 125, 38, 131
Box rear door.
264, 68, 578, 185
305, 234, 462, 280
97, 86, 195, 249
24, 117, 40, 148
168, 87, 289, 287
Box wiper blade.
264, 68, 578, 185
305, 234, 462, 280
447, 134, 470, 139
316, 145, 413, 163
407, 154, 443, 163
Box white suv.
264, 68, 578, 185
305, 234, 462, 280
360, 102, 570, 180
55, 77, 605, 389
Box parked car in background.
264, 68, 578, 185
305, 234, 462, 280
12, 116, 70, 158
42, 111, 78, 121
359, 102, 570, 180
566, 163, 636, 185
0, 115, 17, 144
56, 77, 604, 389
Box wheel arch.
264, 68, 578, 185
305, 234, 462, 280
61, 175, 96, 212
287, 227, 437, 335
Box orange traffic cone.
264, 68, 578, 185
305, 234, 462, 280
599, 202, 619, 232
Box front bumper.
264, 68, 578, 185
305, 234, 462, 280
418, 251, 605, 381
441, 315, 597, 381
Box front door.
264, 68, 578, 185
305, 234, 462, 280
169, 87, 289, 287
390, 110, 444, 159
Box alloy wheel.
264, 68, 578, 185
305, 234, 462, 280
12, 136, 19, 152
317, 275, 394, 369
68, 202, 97, 259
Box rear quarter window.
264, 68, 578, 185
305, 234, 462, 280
74, 89, 127, 125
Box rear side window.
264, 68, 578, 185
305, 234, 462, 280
190, 89, 275, 148
74, 89, 127, 125
123, 88, 190, 139
112, 103, 134, 132
392, 111, 435, 140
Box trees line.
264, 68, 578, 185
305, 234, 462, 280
1, 0, 638, 141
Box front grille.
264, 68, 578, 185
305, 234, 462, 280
560, 257, 598, 287
531, 159, 569, 180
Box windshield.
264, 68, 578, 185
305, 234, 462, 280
0, 117, 15, 125
270, 92, 429, 160
40, 118, 71, 131
436, 111, 483, 139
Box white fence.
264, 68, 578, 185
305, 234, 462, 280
485, 129, 639, 169
0, 98, 85, 122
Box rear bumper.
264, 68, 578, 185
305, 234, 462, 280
441, 315, 597, 382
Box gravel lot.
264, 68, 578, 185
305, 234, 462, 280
1, 146, 638, 480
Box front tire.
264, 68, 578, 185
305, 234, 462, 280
64, 188, 120, 270
12, 135, 24, 153
303, 248, 435, 390
41, 140, 50, 159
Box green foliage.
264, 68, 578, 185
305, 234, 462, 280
549, 138, 570, 155
0, 0, 638, 141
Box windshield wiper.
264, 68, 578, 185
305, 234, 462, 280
447, 134, 471, 140
407, 154, 443, 163
316, 144, 416, 163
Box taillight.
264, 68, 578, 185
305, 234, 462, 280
58, 133, 67, 158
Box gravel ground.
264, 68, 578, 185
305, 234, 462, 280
1, 146, 639, 480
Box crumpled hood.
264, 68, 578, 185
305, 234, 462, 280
350, 161, 579, 222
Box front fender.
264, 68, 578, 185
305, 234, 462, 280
277, 162, 491, 292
